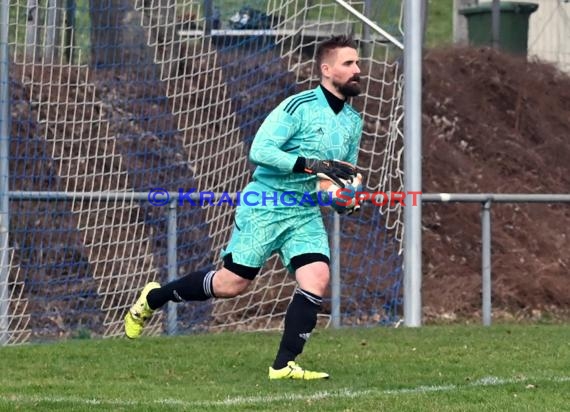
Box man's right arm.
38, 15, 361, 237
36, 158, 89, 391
249, 103, 357, 185
249, 108, 300, 173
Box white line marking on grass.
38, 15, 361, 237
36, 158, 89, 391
1, 375, 569, 408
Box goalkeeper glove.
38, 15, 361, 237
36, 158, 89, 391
344, 204, 361, 216
295, 157, 357, 188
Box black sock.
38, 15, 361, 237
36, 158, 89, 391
272, 288, 322, 369
146, 269, 216, 310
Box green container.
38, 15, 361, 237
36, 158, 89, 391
459, 2, 539, 55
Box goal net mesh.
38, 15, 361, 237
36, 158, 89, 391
2, 0, 404, 343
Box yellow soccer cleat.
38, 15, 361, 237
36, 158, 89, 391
268, 361, 330, 380
124, 282, 160, 339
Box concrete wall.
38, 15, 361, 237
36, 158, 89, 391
528, 0, 570, 72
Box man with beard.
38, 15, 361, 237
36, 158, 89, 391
124, 35, 363, 380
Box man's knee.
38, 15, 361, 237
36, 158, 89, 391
212, 268, 251, 297
293, 256, 330, 296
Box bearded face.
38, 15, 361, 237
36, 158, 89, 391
335, 75, 362, 97
322, 47, 362, 99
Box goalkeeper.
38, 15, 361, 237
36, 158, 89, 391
124, 35, 363, 380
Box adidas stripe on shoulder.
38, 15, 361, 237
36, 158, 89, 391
283, 91, 317, 115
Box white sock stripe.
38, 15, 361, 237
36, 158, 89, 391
203, 270, 216, 297
296, 288, 322, 306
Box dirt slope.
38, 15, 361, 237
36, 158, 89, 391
421, 46, 570, 321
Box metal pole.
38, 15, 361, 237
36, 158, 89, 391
453, 0, 471, 44
44, 0, 57, 64
203, 0, 213, 35
330, 213, 341, 328
491, 0, 500, 50
403, 0, 423, 327
422, 193, 570, 203
334, 0, 404, 49
25, 0, 39, 64
361, 0, 373, 59
481, 200, 492, 326
65, 0, 76, 63
0, 0, 12, 344
166, 201, 178, 335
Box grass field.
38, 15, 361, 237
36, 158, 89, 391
426, 0, 453, 47
1, 324, 569, 411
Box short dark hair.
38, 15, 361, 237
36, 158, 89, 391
315, 35, 358, 74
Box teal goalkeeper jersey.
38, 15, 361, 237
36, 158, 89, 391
247, 85, 363, 198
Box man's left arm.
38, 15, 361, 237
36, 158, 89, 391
346, 119, 363, 167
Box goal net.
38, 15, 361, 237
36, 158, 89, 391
2, 0, 404, 343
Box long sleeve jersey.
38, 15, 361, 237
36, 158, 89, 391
247, 85, 363, 199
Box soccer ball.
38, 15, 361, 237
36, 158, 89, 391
317, 173, 363, 214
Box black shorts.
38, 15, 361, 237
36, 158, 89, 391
223, 252, 329, 280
